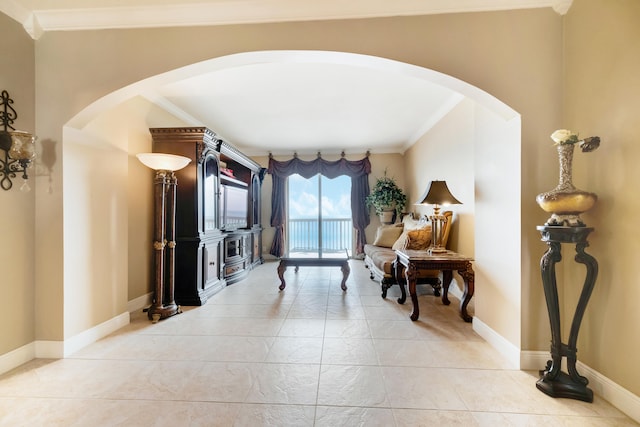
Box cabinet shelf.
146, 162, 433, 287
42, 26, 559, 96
221, 175, 248, 187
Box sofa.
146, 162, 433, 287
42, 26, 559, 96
364, 211, 453, 296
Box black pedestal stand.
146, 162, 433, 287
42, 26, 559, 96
537, 225, 598, 402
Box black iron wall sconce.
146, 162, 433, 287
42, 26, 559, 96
0, 90, 36, 191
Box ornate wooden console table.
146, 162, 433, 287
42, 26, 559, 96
537, 225, 598, 402
393, 249, 474, 322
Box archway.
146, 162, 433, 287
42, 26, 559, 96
64, 51, 522, 365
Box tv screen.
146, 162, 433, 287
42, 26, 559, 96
221, 185, 248, 230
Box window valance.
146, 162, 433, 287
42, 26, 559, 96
267, 155, 371, 257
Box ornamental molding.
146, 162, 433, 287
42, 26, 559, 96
1, 0, 573, 40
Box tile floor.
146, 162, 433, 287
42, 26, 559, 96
0, 260, 637, 426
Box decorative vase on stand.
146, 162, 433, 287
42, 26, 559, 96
536, 141, 598, 227
534, 130, 601, 403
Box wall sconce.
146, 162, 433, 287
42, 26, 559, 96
416, 180, 462, 254
137, 152, 191, 323
0, 90, 36, 191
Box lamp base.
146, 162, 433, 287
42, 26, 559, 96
427, 246, 448, 254
147, 303, 182, 323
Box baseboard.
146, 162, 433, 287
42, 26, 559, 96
472, 316, 520, 369
521, 350, 640, 423
476, 321, 640, 423
0, 342, 35, 375
0, 311, 130, 374
60, 311, 130, 357
128, 292, 152, 313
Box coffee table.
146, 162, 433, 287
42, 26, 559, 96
393, 249, 474, 322
277, 257, 350, 291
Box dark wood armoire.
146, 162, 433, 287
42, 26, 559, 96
149, 127, 265, 305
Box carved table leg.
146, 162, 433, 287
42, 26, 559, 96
395, 260, 407, 304
406, 262, 419, 321
441, 270, 453, 306
381, 279, 392, 299
340, 262, 350, 291
277, 261, 287, 290
457, 262, 475, 323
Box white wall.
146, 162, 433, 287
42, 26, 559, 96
473, 103, 522, 352
59, 96, 188, 346
407, 98, 475, 258
405, 96, 522, 361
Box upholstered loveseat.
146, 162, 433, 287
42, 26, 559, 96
364, 211, 453, 295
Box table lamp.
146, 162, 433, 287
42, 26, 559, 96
416, 180, 462, 254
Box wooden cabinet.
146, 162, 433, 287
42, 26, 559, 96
149, 127, 264, 305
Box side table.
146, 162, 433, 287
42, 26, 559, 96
393, 249, 474, 322
537, 225, 598, 402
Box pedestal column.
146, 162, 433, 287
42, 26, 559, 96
537, 225, 598, 402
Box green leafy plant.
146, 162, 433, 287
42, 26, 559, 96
366, 170, 407, 216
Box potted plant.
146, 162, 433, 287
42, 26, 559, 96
366, 170, 407, 223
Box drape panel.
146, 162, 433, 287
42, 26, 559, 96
268, 156, 371, 257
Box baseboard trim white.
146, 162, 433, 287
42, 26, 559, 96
477, 321, 640, 423
472, 316, 520, 369
0, 342, 35, 375
127, 292, 152, 313
60, 312, 130, 357
521, 350, 640, 423
0, 311, 131, 374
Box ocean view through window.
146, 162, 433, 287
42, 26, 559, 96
287, 174, 352, 258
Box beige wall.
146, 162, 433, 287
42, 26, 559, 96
30, 9, 562, 350
0, 13, 35, 357
35, 8, 559, 348
4, 1, 638, 401
562, 0, 640, 395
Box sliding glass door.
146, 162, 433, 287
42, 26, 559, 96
287, 173, 352, 258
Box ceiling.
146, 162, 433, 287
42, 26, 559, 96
1, 0, 571, 156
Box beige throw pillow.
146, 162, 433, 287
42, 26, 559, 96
406, 226, 432, 250
372, 224, 404, 248
392, 215, 430, 250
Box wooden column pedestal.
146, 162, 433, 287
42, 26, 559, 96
147, 170, 182, 323
537, 225, 598, 402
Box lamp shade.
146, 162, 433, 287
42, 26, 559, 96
417, 180, 462, 206
137, 153, 191, 171
9, 131, 36, 161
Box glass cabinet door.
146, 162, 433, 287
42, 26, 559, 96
203, 156, 219, 231
251, 174, 260, 227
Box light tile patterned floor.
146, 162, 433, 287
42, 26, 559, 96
0, 260, 637, 426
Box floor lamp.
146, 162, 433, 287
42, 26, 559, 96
137, 153, 191, 323
416, 180, 462, 254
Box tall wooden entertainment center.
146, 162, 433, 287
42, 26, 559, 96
150, 127, 265, 305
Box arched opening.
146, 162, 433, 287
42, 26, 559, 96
63, 51, 522, 364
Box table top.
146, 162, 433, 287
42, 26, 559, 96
279, 257, 349, 264
395, 249, 473, 262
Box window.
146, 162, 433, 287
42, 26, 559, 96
287, 173, 352, 258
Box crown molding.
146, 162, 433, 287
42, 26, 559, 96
1, 0, 573, 40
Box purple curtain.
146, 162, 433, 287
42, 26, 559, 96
268, 155, 371, 257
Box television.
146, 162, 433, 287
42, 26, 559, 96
221, 184, 248, 230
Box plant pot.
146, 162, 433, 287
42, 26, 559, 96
379, 209, 395, 224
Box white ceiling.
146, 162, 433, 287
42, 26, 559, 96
1, 0, 571, 156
